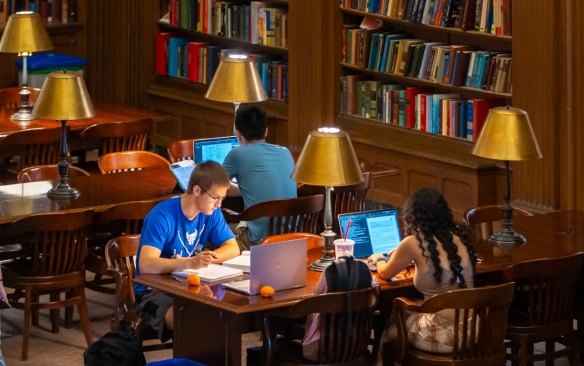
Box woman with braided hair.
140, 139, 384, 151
368, 188, 478, 357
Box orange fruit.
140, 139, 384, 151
187, 273, 201, 286
260, 285, 275, 297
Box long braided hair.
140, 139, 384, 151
403, 188, 477, 288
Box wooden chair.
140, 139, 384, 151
0, 208, 95, 361
98, 151, 170, 174
167, 138, 204, 163
0, 86, 41, 109
86, 198, 165, 294
298, 172, 371, 235
260, 286, 379, 366
17, 164, 90, 183
80, 118, 154, 154
464, 205, 534, 243
105, 234, 173, 352
0, 126, 69, 179
260, 232, 323, 249
222, 194, 325, 236
390, 282, 515, 366
501, 252, 584, 366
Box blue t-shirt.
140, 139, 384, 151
134, 197, 235, 295
223, 142, 297, 244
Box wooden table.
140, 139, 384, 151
0, 168, 179, 225
0, 102, 171, 138
134, 210, 584, 366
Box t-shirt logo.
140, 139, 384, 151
186, 229, 197, 246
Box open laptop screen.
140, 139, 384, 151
194, 136, 239, 164
338, 209, 402, 258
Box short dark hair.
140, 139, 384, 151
234, 104, 267, 141
186, 161, 231, 194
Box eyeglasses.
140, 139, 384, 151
200, 186, 226, 203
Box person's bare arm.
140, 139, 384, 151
368, 236, 419, 281
210, 238, 240, 263
138, 245, 214, 274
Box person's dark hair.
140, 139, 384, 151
234, 104, 267, 141
403, 188, 476, 288
186, 161, 231, 194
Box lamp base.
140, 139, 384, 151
11, 108, 37, 121
488, 230, 526, 246
47, 182, 80, 200
309, 229, 337, 272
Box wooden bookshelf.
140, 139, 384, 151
77, 0, 584, 215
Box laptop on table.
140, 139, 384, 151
222, 238, 307, 295
169, 136, 239, 192
338, 209, 402, 266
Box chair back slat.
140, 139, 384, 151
80, 119, 154, 155
393, 283, 515, 364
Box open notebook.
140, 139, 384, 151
171, 263, 243, 282
222, 238, 307, 295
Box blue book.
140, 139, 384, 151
465, 101, 474, 140
458, 99, 467, 139
167, 38, 192, 77
205, 45, 222, 84
368, 33, 383, 70
380, 33, 407, 72
367, 0, 380, 13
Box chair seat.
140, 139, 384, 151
269, 341, 369, 366
404, 346, 506, 365
2, 261, 84, 288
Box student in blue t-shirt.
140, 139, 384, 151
223, 104, 297, 250
135, 161, 240, 342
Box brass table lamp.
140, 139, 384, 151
291, 128, 364, 271
204, 54, 267, 130
471, 106, 542, 246
0, 11, 54, 121
32, 71, 95, 199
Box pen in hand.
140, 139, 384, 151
170, 275, 182, 283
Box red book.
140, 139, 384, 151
472, 98, 506, 141
155, 33, 174, 76
186, 42, 208, 82
405, 86, 433, 129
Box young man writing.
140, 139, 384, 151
223, 104, 297, 250
135, 161, 240, 342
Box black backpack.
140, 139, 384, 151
324, 255, 372, 293
84, 330, 146, 366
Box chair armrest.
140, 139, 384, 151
392, 297, 421, 363
107, 268, 129, 331
221, 207, 242, 223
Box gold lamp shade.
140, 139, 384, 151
291, 128, 364, 186
471, 106, 542, 161
32, 71, 95, 120
204, 55, 268, 103
0, 11, 53, 53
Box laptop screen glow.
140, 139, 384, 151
338, 209, 402, 258
194, 136, 239, 164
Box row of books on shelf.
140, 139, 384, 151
156, 33, 287, 101
342, 28, 512, 93
1, 0, 77, 27
342, 0, 511, 36
340, 77, 506, 141
165, 0, 288, 48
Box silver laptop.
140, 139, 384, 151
222, 238, 307, 295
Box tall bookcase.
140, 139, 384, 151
333, 3, 515, 218
79, 0, 584, 215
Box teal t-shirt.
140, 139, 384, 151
223, 142, 297, 244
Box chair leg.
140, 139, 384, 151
75, 286, 94, 346
50, 292, 60, 333
32, 293, 40, 326
65, 290, 74, 328
22, 289, 32, 361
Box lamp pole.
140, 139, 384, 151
309, 186, 336, 271
47, 119, 79, 200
